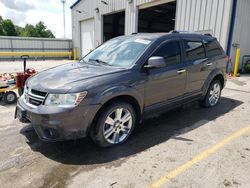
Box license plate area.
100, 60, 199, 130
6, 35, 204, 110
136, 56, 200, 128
15, 107, 30, 122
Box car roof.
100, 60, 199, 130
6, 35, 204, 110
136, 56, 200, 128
122, 32, 216, 42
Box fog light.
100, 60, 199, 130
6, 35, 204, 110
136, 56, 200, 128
44, 128, 58, 139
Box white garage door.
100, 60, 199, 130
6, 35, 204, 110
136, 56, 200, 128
81, 19, 94, 56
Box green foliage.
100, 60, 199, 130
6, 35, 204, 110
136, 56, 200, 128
0, 16, 4, 35
0, 18, 17, 36
0, 16, 55, 38
244, 62, 250, 73
34, 21, 55, 38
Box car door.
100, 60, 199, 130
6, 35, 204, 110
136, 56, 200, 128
182, 38, 214, 94
144, 40, 188, 108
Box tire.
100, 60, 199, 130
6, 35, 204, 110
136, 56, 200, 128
200, 80, 222, 108
0, 92, 4, 101
91, 102, 137, 147
3, 91, 17, 104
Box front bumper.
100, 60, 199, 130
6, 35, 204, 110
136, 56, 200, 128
15, 96, 101, 141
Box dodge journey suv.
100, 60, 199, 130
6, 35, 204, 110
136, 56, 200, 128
16, 32, 227, 147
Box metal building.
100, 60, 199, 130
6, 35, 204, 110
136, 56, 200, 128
71, 0, 250, 70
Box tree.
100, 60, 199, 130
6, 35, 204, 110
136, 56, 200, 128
15, 25, 23, 36
0, 16, 55, 38
0, 16, 4, 35
20, 24, 37, 37
2, 19, 17, 36
35, 21, 55, 38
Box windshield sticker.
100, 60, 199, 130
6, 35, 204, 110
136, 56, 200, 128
134, 39, 151, 45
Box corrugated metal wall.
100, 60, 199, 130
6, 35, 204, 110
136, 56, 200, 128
230, 0, 250, 70
175, 0, 233, 50
0, 36, 72, 52
72, 0, 234, 58
0, 36, 72, 59
72, 0, 176, 57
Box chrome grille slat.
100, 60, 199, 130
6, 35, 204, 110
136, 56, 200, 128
24, 87, 47, 107
28, 92, 45, 100
29, 96, 44, 102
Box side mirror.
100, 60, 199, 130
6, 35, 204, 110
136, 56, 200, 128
144, 56, 166, 69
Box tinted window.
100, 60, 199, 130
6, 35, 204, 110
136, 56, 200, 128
153, 41, 181, 66
184, 41, 206, 61
204, 40, 223, 58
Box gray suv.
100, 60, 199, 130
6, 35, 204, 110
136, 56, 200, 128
15, 32, 227, 147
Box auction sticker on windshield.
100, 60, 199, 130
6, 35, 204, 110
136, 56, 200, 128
134, 39, 151, 45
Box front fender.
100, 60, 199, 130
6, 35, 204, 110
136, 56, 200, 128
89, 85, 144, 113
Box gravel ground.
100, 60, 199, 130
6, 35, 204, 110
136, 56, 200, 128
0, 61, 250, 188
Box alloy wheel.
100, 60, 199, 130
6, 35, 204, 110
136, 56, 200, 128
102, 108, 133, 144
208, 82, 221, 106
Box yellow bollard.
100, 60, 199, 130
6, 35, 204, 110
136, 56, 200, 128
73, 48, 77, 61
233, 47, 241, 77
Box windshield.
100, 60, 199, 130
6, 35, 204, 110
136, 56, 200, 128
81, 37, 152, 68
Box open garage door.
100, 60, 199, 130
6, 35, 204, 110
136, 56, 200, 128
103, 11, 125, 42
138, 1, 176, 33
81, 19, 95, 56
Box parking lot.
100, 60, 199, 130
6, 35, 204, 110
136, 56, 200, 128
0, 61, 250, 188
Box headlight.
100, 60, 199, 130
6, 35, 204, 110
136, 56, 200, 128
44, 92, 87, 108
22, 85, 29, 102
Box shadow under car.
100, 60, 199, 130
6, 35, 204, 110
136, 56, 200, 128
20, 97, 242, 165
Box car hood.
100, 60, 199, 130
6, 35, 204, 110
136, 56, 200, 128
27, 62, 124, 93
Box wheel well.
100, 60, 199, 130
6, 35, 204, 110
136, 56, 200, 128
91, 95, 142, 129
213, 74, 224, 88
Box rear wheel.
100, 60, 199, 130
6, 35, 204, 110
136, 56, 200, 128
3, 91, 17, 104
201, 80, 222, 108
91, 102, 136, 147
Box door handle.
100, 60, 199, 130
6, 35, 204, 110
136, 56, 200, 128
177, 69, 186, 74
206, 62, 213, 66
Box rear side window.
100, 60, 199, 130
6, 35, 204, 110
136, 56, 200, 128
204, 40, 223, 58
153, 41, 181, 66
184, 40, 206, 61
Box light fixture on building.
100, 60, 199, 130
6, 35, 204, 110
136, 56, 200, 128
127, 0, 133, 4
76, 10, 86, 15
101, 0, 108, 5
95, 7, 100, 13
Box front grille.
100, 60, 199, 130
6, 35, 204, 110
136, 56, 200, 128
31, 89, 47, 97
24, 87, 47, 107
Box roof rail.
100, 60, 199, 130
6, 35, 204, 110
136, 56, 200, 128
204, 33, 212, 36
169, 30, 214, 36
169, 30, 179, 33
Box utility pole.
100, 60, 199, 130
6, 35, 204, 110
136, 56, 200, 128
61, 0, 66, 38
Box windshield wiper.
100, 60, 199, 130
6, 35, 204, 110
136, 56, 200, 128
89, 58, 111, 66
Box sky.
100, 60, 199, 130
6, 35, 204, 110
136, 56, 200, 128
0, 0, 75, 38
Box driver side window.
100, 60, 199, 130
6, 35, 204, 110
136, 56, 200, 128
153, 41, 181, 66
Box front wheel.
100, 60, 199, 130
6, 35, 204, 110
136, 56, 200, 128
201, 80, 222, 108
91, 102, 136, 147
